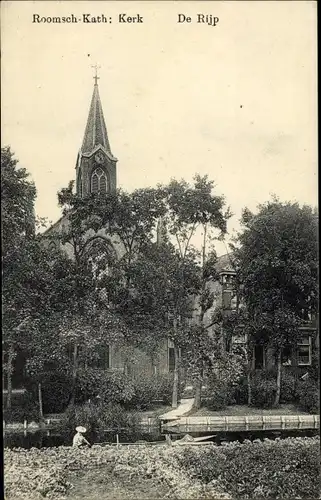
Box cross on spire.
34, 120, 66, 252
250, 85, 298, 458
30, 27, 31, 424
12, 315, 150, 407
92, 64, 101, 85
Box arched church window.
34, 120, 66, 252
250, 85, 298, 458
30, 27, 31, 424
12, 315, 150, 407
78, 172, 83, 197
100, 174, 107, 194
83, 237, 116, 282
48, 241, 57, 252
91, 168, 108, 194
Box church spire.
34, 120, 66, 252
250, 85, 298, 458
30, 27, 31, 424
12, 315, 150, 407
81, 67, 112, 155
76, 69, 117, 197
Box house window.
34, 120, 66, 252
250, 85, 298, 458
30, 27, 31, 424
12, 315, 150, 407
231, 295, 238, 310
281, 345, 292, 366
297, 335, 312, 366
90, 346, 110, 369
232, 333, 247, 344
222, 290, 232, 310
254, 345, 265, 369
221, 273, 235, 288
91, 168, 108, 194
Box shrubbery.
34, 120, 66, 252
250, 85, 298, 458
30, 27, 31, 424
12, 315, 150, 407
26, 367, 175, 415
204, 366, 319, 412
250, 371, 277, 408
3, 392, 40, 423
206, 379, 234, 410
280, 369, 298, 404
60, 401, 139, 435
127, 372, 174, 409
40, 371, 73, 413
178, 436, 321, 499
75, 369, 174, 410
296, 380, 319, 414
232, 375, 249, 405
206, 353, 246, 410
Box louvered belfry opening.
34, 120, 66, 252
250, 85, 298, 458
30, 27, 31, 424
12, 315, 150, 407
91, 167, 108, 194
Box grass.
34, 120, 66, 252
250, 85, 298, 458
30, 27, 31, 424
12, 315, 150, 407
192, 403, 309, 417
137, 405, 172, 418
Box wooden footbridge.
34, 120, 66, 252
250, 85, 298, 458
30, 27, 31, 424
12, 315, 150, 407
162, 414, 320, 433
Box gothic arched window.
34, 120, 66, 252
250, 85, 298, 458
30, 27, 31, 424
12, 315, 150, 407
91, 168, 108, 194
78, 171, 83, 197
83, 237, 116, 280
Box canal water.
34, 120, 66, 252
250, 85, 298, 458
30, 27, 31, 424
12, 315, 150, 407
4, 428, 318, 449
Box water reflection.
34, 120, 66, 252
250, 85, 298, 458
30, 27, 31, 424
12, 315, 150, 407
4, 427, 318, 450
4, 428, 164, 449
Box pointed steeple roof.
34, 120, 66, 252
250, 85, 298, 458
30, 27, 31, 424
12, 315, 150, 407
81, 81, 112, 155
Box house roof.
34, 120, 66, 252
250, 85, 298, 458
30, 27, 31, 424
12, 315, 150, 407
216, 253, 236, 273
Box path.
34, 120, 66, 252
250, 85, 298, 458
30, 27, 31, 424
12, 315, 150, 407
159, 398, 195, 422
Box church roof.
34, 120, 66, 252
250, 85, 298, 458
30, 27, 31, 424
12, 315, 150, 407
81, 82, 112, 155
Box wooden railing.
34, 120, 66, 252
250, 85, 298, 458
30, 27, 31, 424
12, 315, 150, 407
164, 414, 320, 433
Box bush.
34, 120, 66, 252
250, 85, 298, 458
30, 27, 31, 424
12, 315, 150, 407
307, 349, 320, 382
128, 372, 158, 410
178, 436, 321, 499
206, 379, 234, 410
250, 371, 276, 408
74, 367, 103, 404
42, 368, 175, 413
3, 392, 40, 423
75, 368, 135, 406
280, 369, 298, 404
296, 380, 319, 414
122, 372, 176, 410
206, 353, 246, 410
215, 369, 299, 408
40, 371, 73, 413
232, 375, 249, 405
155, 373, 176, 405
99, 371, 135, 405
60, 401, 139, 435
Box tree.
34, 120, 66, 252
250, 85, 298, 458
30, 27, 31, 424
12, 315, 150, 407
234, 198, 318, 406
2, 147, 37, 408
51, 184, 167, 402
54, 175, 231, 409
162, 174, 231, 408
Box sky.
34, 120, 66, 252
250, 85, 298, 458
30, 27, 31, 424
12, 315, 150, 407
1, 1, 317, 256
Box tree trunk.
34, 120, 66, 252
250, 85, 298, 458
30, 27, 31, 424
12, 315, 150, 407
6, 343, 15, 410
247, 369, 252, 406
69, 344, 78, 407
274, 349, 282, 407
193, 373, 202, 409
171, 345, 180, 408
38, 383, 44, 421
177, 348, 182, 402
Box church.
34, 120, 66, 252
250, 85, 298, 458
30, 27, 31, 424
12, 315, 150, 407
43, 72, 175, 376
43, 72, 317, 381
42, 72, 239, 378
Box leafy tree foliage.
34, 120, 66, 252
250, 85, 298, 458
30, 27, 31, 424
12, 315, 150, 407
233, 198, 318, 405
2, 147, 51, 408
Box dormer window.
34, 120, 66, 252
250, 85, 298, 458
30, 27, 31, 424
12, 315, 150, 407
220, 272, 235, 287
91, 168, 108, 194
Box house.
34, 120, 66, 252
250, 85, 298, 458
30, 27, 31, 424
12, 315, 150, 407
211, 257, 318, 374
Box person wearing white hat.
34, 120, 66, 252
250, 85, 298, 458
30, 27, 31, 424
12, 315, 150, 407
72, 426, 91, 448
